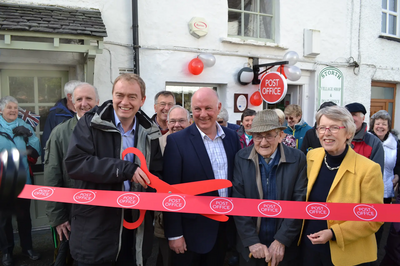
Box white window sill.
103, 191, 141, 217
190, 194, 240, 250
221, 37, 288, 49
379, 34, 400, 43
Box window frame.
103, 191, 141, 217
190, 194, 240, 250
381, 0, 399, 37
165, 83, 218, 114
0, 69, 69, 137
227, 0, 278, 42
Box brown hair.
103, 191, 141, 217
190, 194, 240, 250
284, 104, 302, 118
112, 73, 146, 98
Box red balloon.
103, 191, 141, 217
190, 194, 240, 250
276, 65, 287, 79
188, 58, 204, 75
250, 91, 263, 106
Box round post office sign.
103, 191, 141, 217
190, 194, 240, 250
259, 72, 287, 104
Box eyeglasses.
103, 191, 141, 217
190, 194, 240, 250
316, 126, 346, 134
253, 132, 279, 142
168, 119, 187, 125
217, 120, 224, 124
157, 102, 174, 108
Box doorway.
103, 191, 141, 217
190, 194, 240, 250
371, 82, 396, 128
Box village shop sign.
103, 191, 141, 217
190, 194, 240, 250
318, 67, 343, 107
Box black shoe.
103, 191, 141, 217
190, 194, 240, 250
2, 253, 13, 266
228, 254, 239, 266
21, 249, 40, 260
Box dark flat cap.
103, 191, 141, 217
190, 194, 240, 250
345, 102, 367, 115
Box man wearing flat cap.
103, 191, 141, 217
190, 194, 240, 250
345, 102, 384, 172
232, 109, 307, 266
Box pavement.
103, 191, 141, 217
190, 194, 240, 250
2, 222, 391, 266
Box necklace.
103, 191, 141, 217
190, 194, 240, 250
324, 155, 340, 171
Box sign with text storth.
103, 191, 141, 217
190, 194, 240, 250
318, 67, 344, 107
259, 72, 287, 104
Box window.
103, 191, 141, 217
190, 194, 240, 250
382, 0, 399, 36
165, 84, 217, 113
228, 0, 275, 41
1, 70, 69, 145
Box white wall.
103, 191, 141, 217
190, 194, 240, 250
3, 0, 400, 129
138, 0, 315, 122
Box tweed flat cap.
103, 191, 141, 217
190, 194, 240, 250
247, 109, 287, 133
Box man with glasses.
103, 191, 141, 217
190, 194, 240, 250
152, 91, 176, 135
232, 109, 307, 266
156, 105, 190, 266
159, 105, 190, 154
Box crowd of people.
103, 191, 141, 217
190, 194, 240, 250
0, 73, 399, 266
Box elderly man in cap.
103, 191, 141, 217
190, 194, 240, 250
345, 102, 384, 171
232, 109, 307, 266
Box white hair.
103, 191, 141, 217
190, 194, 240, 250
0, 96, 18, 111
64, 80, 82, 97
167, 105, 190, 121
71, 83, 100, 104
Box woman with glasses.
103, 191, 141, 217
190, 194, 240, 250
283, 104, 312, 149
233, 109, 307, 265
300, 106, 384, 266
274, 109, 296, 148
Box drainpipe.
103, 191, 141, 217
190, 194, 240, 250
132, 0, 140, 74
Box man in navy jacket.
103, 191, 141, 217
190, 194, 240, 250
163, 87, 241, 266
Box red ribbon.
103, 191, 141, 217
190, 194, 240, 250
19, 184, 400, 222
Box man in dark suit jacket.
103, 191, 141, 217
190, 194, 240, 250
163, 87, 241, 266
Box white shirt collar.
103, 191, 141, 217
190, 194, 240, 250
196, 122, 226, 140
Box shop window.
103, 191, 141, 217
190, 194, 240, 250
382, 0, 399, 36
165, 84, 217, 113
228, 0, 276, 41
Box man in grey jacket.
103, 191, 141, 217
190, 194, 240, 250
44, 82, 99, 266
65, 73, 163, 266
232, 109, 307, 266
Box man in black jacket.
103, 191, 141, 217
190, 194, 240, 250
65, 73, 163, 266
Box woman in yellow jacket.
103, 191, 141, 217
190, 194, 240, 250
299, 106, 384, 266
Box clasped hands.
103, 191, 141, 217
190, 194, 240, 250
249, 240, 285, 266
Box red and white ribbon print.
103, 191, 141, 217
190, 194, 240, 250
20, 185, 400, 222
